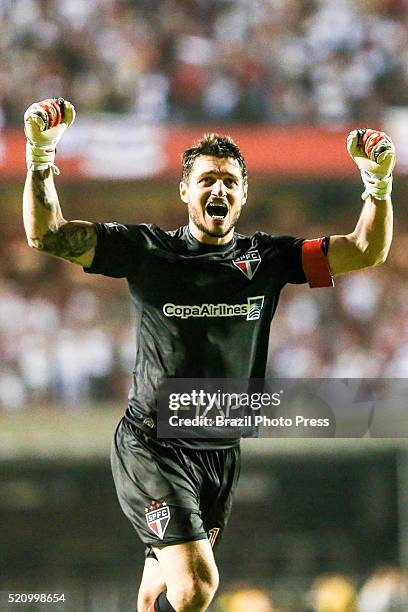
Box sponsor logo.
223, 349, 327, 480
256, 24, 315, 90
143, 417, 155, 429
232, 250, 261, 280
145, 501, 170, 540
163, 296, 265, 321
246, 296, 265, 321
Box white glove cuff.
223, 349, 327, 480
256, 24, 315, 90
361, 170, 393, 201
26, 141, 60, 175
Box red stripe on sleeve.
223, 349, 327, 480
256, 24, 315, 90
302, 238, 334, 288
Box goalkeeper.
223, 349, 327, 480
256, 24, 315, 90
22, 98, 394, 612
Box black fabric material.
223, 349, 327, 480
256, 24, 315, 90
111, 418, 240, 549
154, 592, 175, 612
85, 223, 309, 448
321, 236, 330, 256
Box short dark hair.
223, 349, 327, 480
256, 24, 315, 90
181, 133, 248, 186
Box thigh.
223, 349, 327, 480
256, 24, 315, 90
153, 539, 218, 593
111, 418, 208, 548
137, 557, 165, 612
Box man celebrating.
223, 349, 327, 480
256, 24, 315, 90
23, 98, 394, 612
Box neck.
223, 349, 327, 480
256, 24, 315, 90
188, 220, 234, 245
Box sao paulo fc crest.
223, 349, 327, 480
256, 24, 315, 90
232, 250, 261, 280
145, 501, 171, 539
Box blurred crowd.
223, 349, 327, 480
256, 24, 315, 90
0, 232, 408, 411
1, 0, 408, 128
268, 265, 408, 379
214, 566, 408, 611
0, 244, 134, 410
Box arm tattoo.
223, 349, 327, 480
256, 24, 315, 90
38, 223, 97, 261
32, 171, 59, 212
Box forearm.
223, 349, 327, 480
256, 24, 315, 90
351, 195, 393, 264
328, 195, 393, 275
23, 168, 65, 248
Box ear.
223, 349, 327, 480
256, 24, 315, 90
179, 181, 189, 204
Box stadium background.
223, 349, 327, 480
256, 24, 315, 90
1, 0, 408, 610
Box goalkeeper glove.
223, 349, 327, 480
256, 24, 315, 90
347, 128, 395, 200
24, 98, 75, 174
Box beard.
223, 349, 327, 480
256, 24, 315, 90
188, 203, 242, 238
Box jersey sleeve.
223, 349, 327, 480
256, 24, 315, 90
272, 235, 334, 288
83, 222, 144, 278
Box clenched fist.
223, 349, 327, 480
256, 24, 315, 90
347, 128, 395, 200
24, 98, 75, 173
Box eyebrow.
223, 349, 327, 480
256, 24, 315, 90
197, 170, 240, 180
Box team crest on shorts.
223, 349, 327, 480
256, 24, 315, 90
145, 501, 171, 540
232, 250, 261, 280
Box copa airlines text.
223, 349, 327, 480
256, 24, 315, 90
163, 296, 265, 321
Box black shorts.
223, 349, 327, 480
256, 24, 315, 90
111, 418, 241, 557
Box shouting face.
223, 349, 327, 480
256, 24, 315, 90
179, 155, 248, 244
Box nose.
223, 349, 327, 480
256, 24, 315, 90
211, 179, 226, 197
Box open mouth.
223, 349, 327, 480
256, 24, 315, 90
206, 200, 228, 220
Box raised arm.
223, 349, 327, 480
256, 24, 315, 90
23, 169, 96, 267
327, 129, 395, 276
328, 194, 392, 275
22, 98, 96, 267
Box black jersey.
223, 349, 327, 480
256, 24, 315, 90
85, 223, 332, 448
